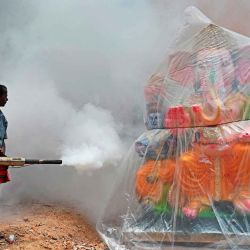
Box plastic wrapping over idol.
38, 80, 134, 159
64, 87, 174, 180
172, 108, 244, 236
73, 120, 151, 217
145, 25, 250, 129
97, 7, 250, 250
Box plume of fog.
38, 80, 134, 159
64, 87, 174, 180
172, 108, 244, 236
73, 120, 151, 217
0, 0, 249, 223
62, 103, 123, 170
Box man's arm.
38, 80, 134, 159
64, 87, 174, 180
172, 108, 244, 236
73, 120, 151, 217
0, 146, 5, 155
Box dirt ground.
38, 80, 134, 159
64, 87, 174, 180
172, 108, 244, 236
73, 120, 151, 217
0, 202, 107, 250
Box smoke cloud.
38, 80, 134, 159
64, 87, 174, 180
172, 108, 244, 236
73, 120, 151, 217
62, 103, 123, 170
0, 0, 249, 223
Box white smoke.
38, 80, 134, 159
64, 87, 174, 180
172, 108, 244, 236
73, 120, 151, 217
62, 103, 123, 170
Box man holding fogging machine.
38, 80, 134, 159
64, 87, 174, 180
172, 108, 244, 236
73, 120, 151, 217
0, 84, 62, 184
0, 85, 9, 183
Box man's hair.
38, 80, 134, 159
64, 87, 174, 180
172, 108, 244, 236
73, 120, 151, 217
0, 85, 7, 95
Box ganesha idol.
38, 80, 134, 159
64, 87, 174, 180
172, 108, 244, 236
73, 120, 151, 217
136, 24, 250, 219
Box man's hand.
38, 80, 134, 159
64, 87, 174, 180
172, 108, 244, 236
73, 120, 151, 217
0, 147, 6, 156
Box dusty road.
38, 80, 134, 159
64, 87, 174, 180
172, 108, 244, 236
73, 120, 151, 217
0, 202, 106, 250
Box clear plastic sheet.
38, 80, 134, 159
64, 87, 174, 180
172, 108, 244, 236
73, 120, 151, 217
97, 7, 250, 249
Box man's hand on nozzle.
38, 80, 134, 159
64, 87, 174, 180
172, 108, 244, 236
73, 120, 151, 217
0, 147, 6, 156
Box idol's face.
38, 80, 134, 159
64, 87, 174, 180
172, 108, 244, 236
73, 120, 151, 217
195, 48, 235, 97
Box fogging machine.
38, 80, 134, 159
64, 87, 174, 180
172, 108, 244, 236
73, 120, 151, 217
0, 157, 62, 168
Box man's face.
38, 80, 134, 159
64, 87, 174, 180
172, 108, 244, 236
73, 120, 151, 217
0, 90, 8, 107
196, 48, 235, 97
